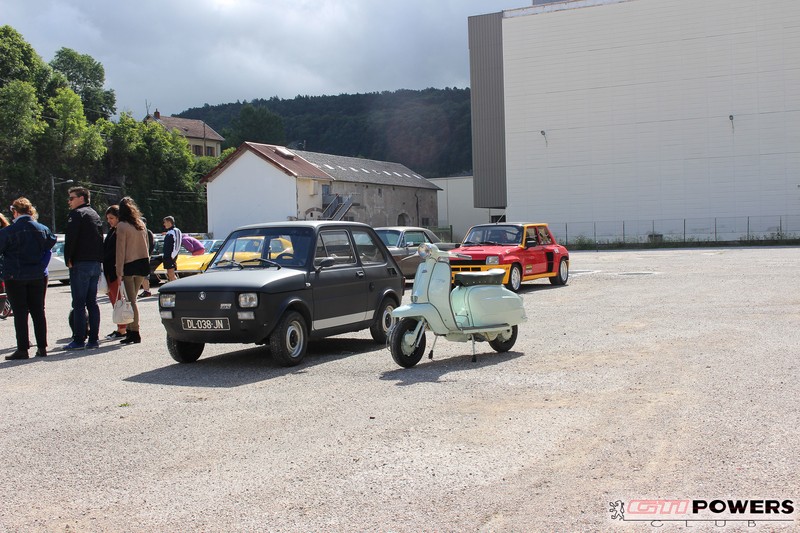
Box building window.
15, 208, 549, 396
205, 146, 215, 156
193, 145, 203, 156
421, 217, 430, 226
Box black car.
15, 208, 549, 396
158, 221, 405, 366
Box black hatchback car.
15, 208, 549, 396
158, 221, 404, 366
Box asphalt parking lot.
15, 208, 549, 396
1, 247, 798, 531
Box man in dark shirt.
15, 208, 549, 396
63, 186, 104, 350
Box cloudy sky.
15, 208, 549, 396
2, 0, 521, 117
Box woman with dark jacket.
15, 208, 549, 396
0, 198, 57, 359
103, 205, 127, 339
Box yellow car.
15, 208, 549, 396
215, 236, 293, 263
155, 239, 224, 282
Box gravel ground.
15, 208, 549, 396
1, 247, 798, 532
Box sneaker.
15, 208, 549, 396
139, 291, 152, 298
106, 330, 125, 339
5, 350, 29, 360
86, 340, 100, 349
63, 341, 85, 351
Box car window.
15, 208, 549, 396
536, 227, 552, 244
152, 239, 164, 255
404, 231, 428, 246
315, 230, 357, 267
52, 242, 65, 256
210, 228, 312, 269
465, 225, 523, 245
375, 229, 401, 248
352, 230, 387, 265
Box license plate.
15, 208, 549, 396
181, 317, 230, 331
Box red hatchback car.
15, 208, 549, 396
449, 223, 569, 292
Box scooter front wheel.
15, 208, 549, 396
389, 318, 426, 368
489, 325, 518, 353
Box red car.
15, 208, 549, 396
449, 223, 569, 292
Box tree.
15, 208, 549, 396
50, 47, 116, 122
222, 104, 285, 149
0, 80, 45, 157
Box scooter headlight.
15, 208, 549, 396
418, 243, 432, 259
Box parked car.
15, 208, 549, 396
449, 223, 569, 292
375, 226, 457, 279
154, 239, 224, 282
47, 237, 70, 284
158, 221, 405, 366
148, 235, 165, 286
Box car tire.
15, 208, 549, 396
489, 326, 518, 352
270, 311, 308, 367
389, 318, 426, 368
550, 258, 569, 285
369, 297, 396, 344
505, 263, 522, 292
166, 335, 205, 363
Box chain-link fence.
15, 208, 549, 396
548, 215, 800, 248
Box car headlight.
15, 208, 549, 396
418, 243, 432, 259
238, 293, 258, 308
160, 293, 176, 308
486, 256, 500, 265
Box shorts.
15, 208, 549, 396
163, 256, 177, 270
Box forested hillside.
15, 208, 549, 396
178, 88, 473, 178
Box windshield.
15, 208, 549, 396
209, 227, 314, 270
375, 229, 401, 248
463, 225, 523, 246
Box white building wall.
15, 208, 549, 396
502, 0, 800, 233
206, 150, 298, 238
429, 176, 504, 241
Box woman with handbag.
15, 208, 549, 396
103, 205, 127, 339
114, 197, 150, 345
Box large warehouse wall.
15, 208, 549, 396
502, 0, 800, 229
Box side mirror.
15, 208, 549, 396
525, 239, 537, 248
315, 257, 335, 273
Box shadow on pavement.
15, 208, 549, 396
380, 349, 524, 387
124, 337, 385, 388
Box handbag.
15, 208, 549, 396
112, 285, 134, 325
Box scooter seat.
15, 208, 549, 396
453, 268, 505, 287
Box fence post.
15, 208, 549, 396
715, 218, 717, 241
622, 220, 625, 244
594, 222, 597, 251
565, 223, 569, 246
683, 218, 686, 243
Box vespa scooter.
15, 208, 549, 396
388, 243, 527, 368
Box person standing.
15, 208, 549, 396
103, 205, 127, 339
63, 186, 104, 350
138, 217, 156, 298
162, 216, 182, 282
115, 197, 150, 345
0, 198, 57, 359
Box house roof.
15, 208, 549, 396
201, 142, 440, 191
145, 113, 225, 142
294, 149, 440, 190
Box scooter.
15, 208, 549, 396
388, 243, 527, 368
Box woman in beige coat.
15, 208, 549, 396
115, 197, 150, 344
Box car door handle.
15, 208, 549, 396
356, 271, 365, 278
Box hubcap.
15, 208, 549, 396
382, 304, 395, 333
512, 267, 521, 290
285, 320, 304, 357
560, 261, 568, 279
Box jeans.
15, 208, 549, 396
69, 261, 101, 343
5, 277, 47, 352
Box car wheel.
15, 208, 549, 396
489, 326, 518, 353
166, 335, 205, 363
270, 311, 308, 366
369, 297, 396, 344
505, 264, 522, 292
388, 318, 426, 368
550, 258, 569, 285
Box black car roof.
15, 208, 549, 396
234, 220, 372, 232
